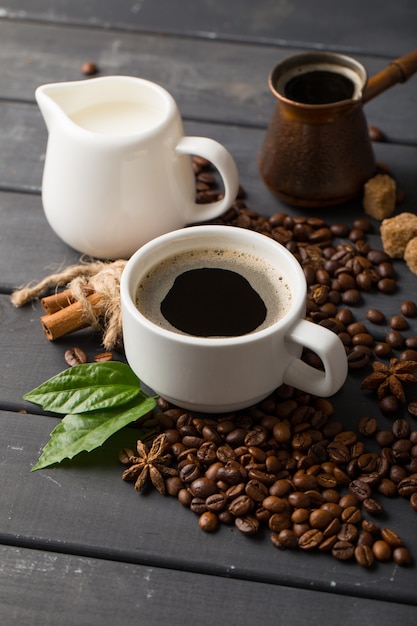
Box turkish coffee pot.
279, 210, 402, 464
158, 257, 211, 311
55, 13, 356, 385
258, 49, 417, 207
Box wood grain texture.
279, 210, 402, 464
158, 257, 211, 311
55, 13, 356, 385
1, 409, 417, 606
0, 22, 416, 142
2, 545, 416, 626
0, 0, 416, 57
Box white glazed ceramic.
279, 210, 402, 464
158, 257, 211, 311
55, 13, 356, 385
121, 225, 348, 412
35, 76, 239, 259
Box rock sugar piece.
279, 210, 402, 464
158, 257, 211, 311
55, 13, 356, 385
380, 212, 417, 258
363, 173, 396, 220
404, 237, 417, 275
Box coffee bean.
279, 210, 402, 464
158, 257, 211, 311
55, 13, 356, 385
228, 494, 254, 517
332, 540, 355, 560
401, 300, 417, 317
190, 497, 207, 514
341, 505, 362, 524
271, 529, 298, 550
393, 546, 413, 566
352, 332, 374, 347
377, 278, 397, 294
378, 262, 395, 278
235, 515, 259, 535
355, 544, 375, 567
335, 308, 354, 325
374, 342, 392, 358
365, 308, 385, 324
349, 479, 371, 501
245, 479, 269, 502
347, 349, 370, 369
390, 315, 409, 331
189, 477, 217, 499
81, 61, 98, 75
64, 347, 87, 366
392, 418, 411, 439
379, 395, 400, 414
298, 528, 323, 550
94, 351, 113, 362
368, 125, 385, 142
180, 463, 201, 483
198, 511, 219, 532
341, 289, 361, 305
381, 527, 403, 548
397, 474, 417, 497
362, 497, 384, 516
205, 493, 227, 512
399, 349, 417, 362
358, 416, 378, 437
372, 539, 392, 561
330, 223, 350, 237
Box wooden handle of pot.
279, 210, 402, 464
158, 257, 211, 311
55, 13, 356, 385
362, 49, 417, 103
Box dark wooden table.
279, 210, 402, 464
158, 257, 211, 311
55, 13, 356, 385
1, 2, 417, 624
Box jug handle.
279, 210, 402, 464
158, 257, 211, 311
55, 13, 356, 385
363, 49, 417, 103
176, 136, 239, 223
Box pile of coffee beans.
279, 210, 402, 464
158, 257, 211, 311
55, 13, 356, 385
193, 157, 417, 415
122, 159, 417, 568
151, 389, 414, 567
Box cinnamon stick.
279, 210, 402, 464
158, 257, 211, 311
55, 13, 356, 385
41, 289, 76, 315
40, 292, 103, 341
41, 286, 95, 315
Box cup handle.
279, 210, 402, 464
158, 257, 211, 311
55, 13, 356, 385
176, 136, 240, 222
283, 319, 348, 397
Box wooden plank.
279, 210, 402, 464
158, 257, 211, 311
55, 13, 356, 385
1, 545, 416, 626
0, 23, 416, 143
1, 408, 417, 606
0, 0, 416, 58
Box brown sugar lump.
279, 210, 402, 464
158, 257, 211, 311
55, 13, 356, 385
380, 212, 417, 258
404, 236, 417, 275
363, 174, 396, 220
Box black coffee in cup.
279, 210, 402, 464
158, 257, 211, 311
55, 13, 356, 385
135, 247, 292, 337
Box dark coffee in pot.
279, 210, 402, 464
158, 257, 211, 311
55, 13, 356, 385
284, 70, 355, 104
135, 247, 292, 337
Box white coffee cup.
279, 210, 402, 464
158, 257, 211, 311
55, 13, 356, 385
121, 225, 348, 412
36, 76, 239, 259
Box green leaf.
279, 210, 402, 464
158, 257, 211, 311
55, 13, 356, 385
31, 394, 156, 471
24, 362, 142, 414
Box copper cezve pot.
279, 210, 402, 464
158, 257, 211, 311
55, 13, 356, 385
258, 49, 417, 207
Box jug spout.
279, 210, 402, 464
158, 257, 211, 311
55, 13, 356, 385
35, 83, 67, 132
363, 49, 417, 103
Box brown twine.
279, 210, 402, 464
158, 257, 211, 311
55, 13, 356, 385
10, 259, 127, 350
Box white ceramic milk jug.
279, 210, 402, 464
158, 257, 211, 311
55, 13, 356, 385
36, 76, 239, 259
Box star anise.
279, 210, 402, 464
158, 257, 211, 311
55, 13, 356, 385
120, 433, 178, 495
361, 358, 417, 403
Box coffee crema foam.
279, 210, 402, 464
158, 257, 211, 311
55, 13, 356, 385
135, 247, 292, 336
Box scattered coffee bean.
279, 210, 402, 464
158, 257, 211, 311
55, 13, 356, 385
399, 349, 417, 362
390, 315, 409, 331
81, 61, 98, 75
358, 416, 378, 437
366, 308, 385, 324
385, 330, 405, 349
377, 278, 397, 294
199, 511, 219, 532
368, 125, 386, 142
64, 346, 87, 366
374, 342, 392, 358
94, 351, 114, 362
372, 539, 392, 561
401, 301, 417, 318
